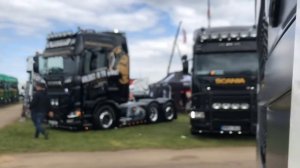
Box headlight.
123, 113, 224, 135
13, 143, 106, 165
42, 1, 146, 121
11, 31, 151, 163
240, 103, 250, 110
222, 103, 231, 110
67, 109, 82, 118
231, 103, 240, 110
64, 77, 72, 84
212, 103, 222, 110
51, 99, 55, 106
51, 99, 59, 106
246, 86, 256, 90
54, 100, 59, 106
190, 111, 205, 119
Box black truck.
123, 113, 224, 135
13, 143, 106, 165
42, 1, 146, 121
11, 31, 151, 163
256, 0, 296, 167
190, 26, 259, 135
34, 30, 176, 130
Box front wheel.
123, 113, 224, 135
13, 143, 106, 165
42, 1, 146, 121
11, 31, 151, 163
93, 105, 116, 129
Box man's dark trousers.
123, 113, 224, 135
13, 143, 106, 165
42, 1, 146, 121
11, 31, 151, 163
31, 112, 46, 137
30, 89, 50, 139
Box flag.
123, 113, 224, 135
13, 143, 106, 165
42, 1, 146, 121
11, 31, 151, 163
182, 29, 187, 44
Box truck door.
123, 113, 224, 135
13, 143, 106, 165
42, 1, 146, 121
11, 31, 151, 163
83, 49, 109, 101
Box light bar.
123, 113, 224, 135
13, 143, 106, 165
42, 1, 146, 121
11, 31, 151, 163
48, 31, 74, 39
198, 30, 256, 43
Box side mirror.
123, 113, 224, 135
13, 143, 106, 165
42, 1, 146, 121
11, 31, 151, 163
33, 56, 39, 73
33, 63, 39, 73
268, 0, 281, 27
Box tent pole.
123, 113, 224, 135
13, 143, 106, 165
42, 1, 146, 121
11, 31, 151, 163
167, 21, 182, 75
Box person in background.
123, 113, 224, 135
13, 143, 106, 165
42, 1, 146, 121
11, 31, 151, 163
29, 82, 50, 139
181, 55, 189, 74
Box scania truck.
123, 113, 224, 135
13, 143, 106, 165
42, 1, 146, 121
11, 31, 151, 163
35, 30, 176, 130
190, 26, 258, 135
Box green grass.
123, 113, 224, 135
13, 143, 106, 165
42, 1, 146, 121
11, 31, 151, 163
0, 115, 255, 153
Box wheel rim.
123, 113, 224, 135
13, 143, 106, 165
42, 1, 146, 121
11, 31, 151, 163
99, 110, 113, 129
165, 106, 174, 120
149, 106, 158, 122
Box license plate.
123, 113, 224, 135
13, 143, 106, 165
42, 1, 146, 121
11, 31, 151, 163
48, 120, 58, 126
221, 125, 241, 131
66, 119, 74, 124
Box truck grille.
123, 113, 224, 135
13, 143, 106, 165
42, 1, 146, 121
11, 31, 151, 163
50, 95, 71, 119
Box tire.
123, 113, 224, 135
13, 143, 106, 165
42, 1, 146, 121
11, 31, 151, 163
93, 105, 116, 129
146, 103, 159, 123
162, 102, 175, 121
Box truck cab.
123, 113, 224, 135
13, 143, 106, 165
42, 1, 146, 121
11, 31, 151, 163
190, 26, 258, 135
36, 30, 176, 130
256, 0, 296, 167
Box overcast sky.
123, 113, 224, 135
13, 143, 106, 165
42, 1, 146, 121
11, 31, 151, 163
0, 0, 255, 85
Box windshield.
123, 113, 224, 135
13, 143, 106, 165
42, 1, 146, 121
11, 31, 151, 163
39, 56, 77, 76
194, 52, 258, 75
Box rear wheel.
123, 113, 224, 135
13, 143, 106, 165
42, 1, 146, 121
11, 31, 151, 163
146, 103, 159, 123
163, 102, 175, 121
93, 105, 116, 129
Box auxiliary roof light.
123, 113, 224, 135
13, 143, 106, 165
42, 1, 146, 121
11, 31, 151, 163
240, 32, 248, 38
221, 33, 228, 39
113, 29, 119, 33
211, 33, 218, 39
230, 33, 238, 38
250, 32, 257, 38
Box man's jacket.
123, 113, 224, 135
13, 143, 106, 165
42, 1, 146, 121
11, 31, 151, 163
30, 90, 50, 114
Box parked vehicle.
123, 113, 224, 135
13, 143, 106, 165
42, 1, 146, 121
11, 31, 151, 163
190, 26, 258, 135
35, 30, 177, 130
0, 74, 19, 104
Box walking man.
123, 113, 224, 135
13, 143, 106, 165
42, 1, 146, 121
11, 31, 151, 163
30, 82, 50, 139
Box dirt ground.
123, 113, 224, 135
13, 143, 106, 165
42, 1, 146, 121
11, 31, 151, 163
0, 147, 256, 168
0, 104, 22, 129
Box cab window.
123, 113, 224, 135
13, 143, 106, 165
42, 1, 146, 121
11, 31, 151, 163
83, 49, 108, 74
